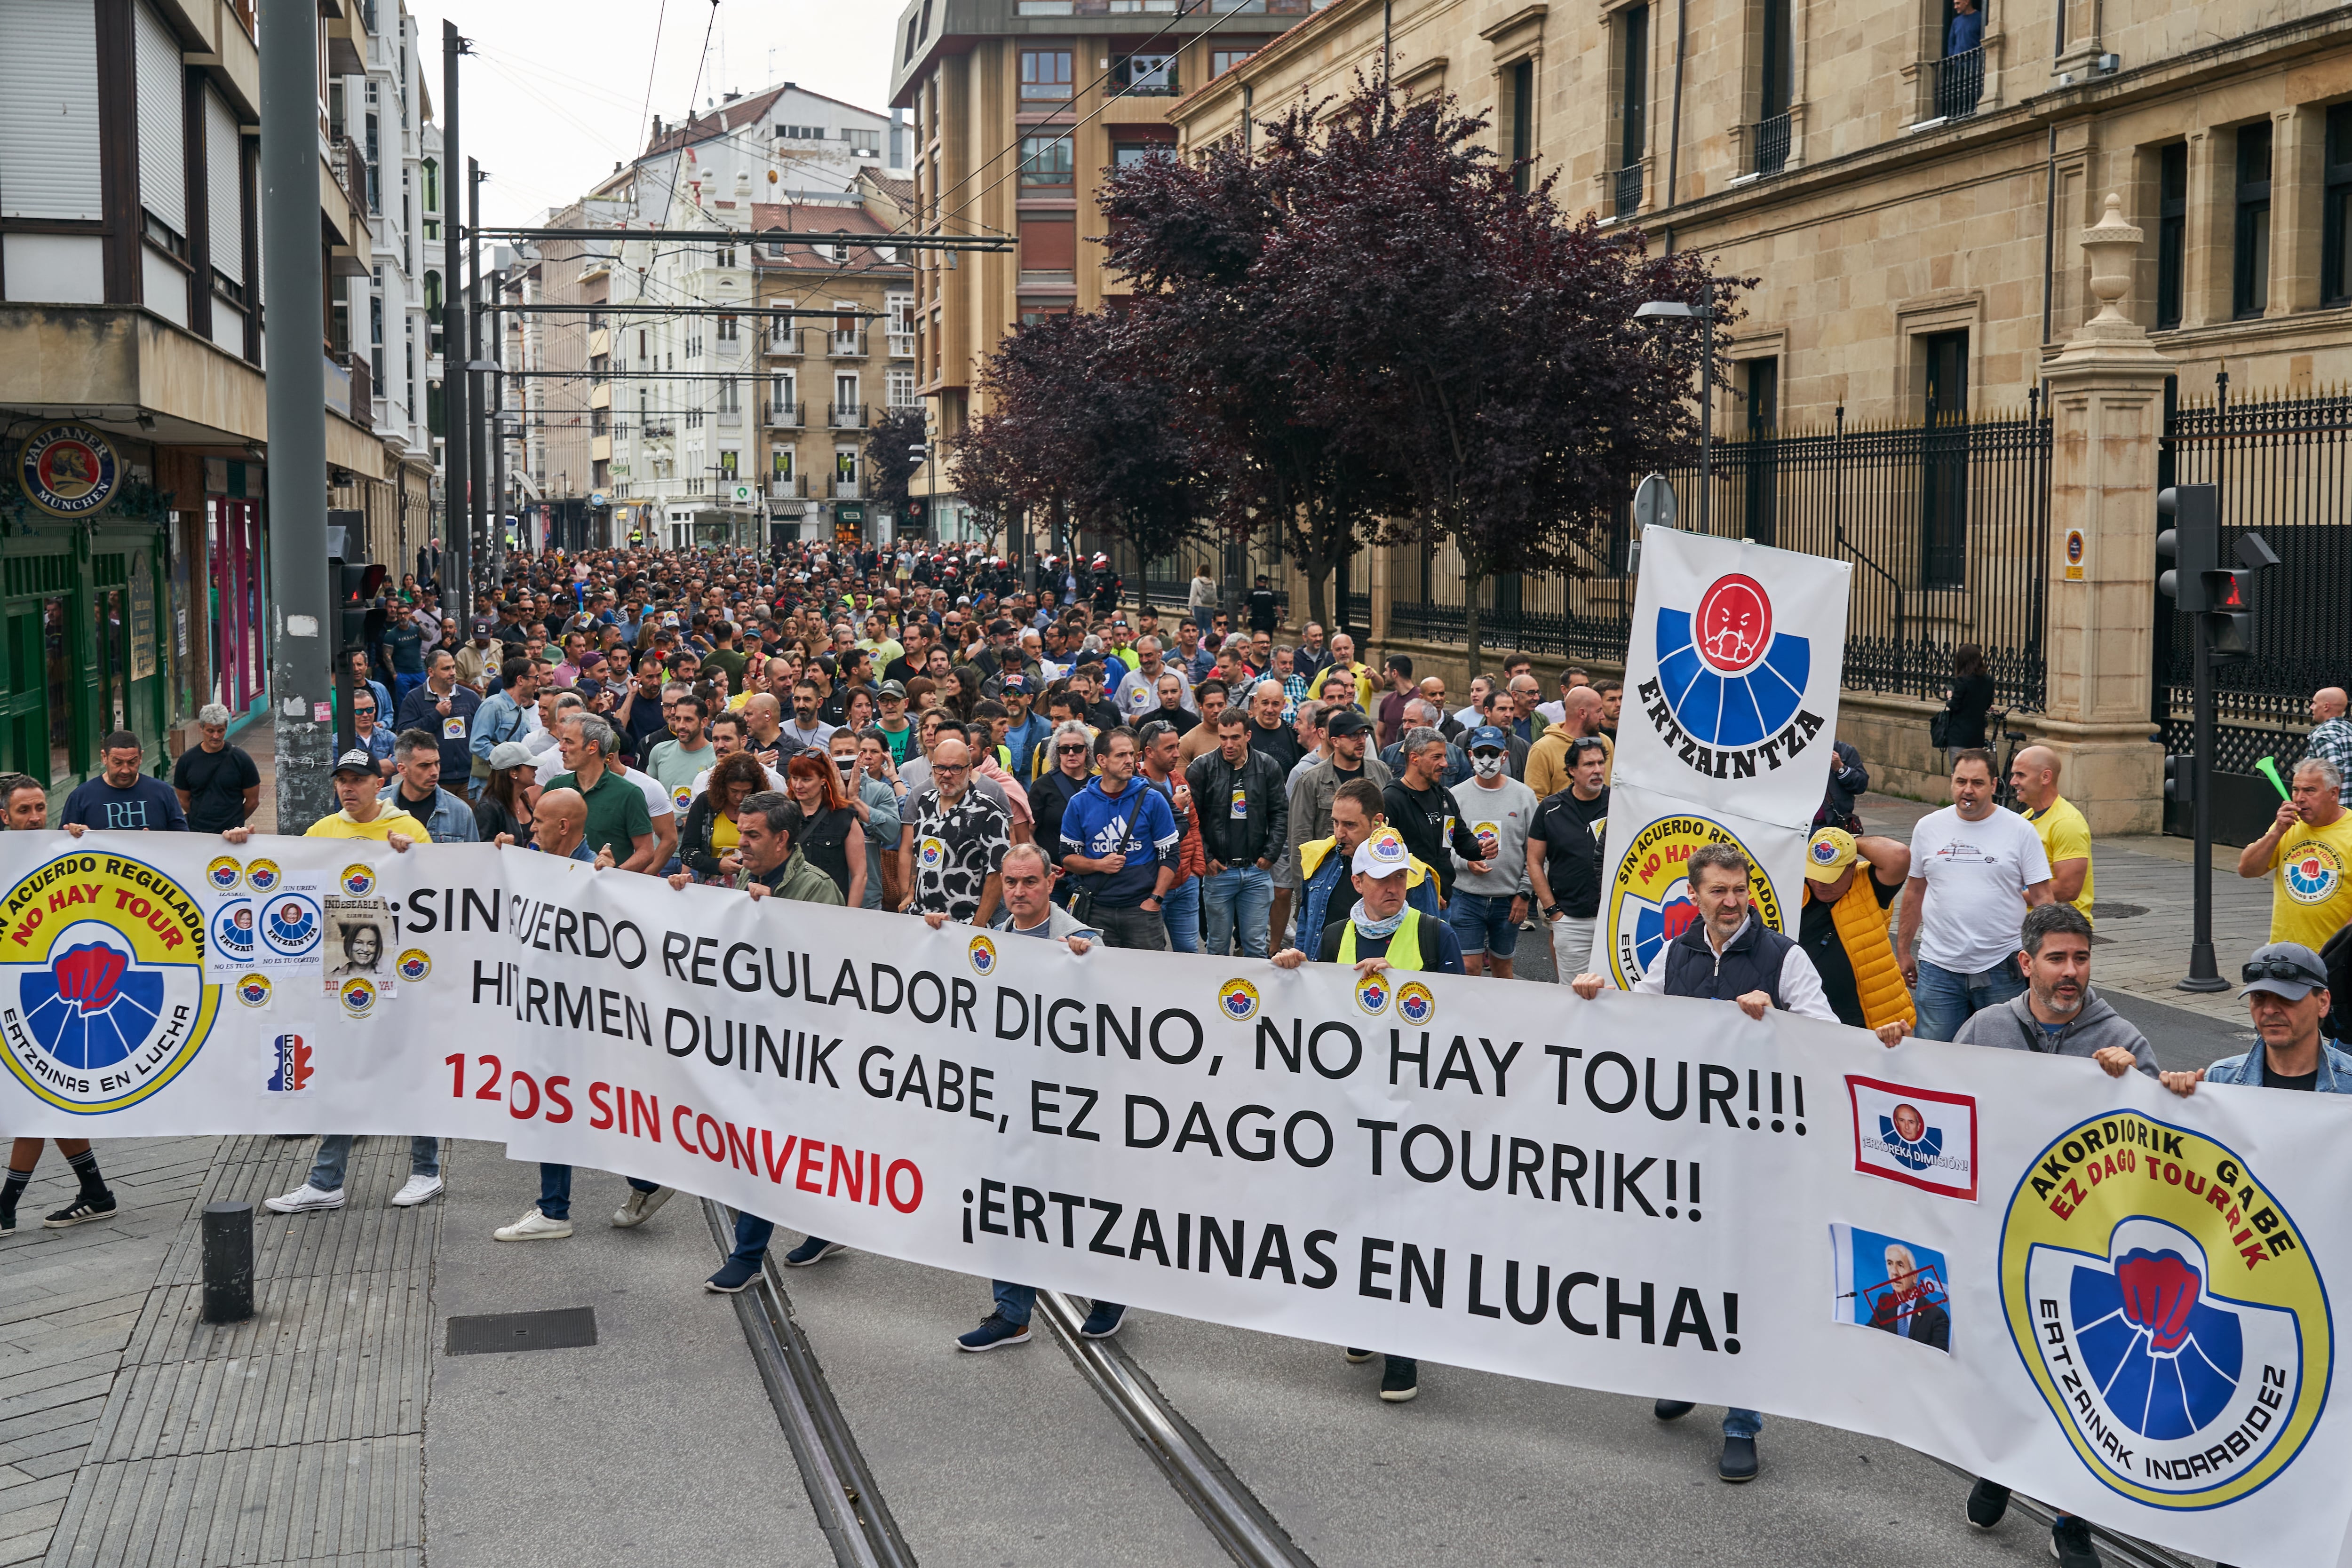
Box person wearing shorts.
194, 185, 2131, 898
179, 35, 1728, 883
1445, 725, 1538, 978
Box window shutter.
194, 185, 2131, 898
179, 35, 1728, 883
135, 0, 183, 234
0, 0, 103, 221
1020, 217, 1076, 271
205, 88, 242, 282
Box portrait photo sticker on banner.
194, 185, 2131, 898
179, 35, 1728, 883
1590, 780, 1809, 990
1614, 526, 1853, 829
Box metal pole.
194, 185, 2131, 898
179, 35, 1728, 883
2182, 374, 2229, 993
493, 364, 508, 573
441, 24, 469, 625
468, 160, 486, 595
261, 0, 335, 829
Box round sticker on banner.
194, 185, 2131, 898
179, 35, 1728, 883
2001, 1114, 2331, 1511
234, 974, 273, 1010
396, 949, 430, 983
968, 934, 997, 976
245, 859, 282, 894
339, 864, 375, 897
1651, 572, 1812, 754
1602, 812, 1782, 989
339, 977, 378, 1017
1396, 981, 1435, 1027
2283, 841, 2344, 905
0, 854, 218, 1112
206, 857, 243, 893
209, 900, 256, 965
261, 894, 322, 960
1218, 978, 1261, 1023
1354, 971, 1391, 1016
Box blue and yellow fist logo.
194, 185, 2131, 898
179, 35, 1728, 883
968, 934, 997, 976
340, 864, 375, 897
1354, 971, 1390, 1016
1396, 981, 1435, 1027
397, 950, 430, 982
1218, 978, 1260, 1023
2002, 1113, 2329, 1510
206, 856, 243, 892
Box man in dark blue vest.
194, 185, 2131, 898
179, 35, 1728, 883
1573, 842, 1900, 1483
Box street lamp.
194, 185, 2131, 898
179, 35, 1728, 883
1635, 280, 1715, 536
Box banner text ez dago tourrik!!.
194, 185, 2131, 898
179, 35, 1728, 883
3, 835, 2350, 1565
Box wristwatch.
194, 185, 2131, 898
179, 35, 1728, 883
1542, 903, 1561, 919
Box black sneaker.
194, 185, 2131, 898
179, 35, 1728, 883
1379, 1356, 1418, 1402
955, 1313, 1031, 1352
704, 1257, 761, 1293
43, 1194, 116, 1229
1718, 1434, 1758, 1483
1653, 1398, 1696, 1421
780, 1237, 844, 1267
1078, 1301, 1126, 1339
2049, 1516, 2100, 1568
0, 1196, 16, 1237
1343, 1347, 1376, 1364
1967, 1478, 2011, 1529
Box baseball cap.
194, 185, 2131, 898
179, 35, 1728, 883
877, 680, 908, 700
330, 748, 377, 777
2240, 942, 2330, 1001
1465, 724, 1508, 753
1804, 826, 1859, 882
487, 741, 538, 772
1351, 827, 1412, 879
1000, 673, 1032, 696
470, 616, 495, 638
1325, 708, 1373, 738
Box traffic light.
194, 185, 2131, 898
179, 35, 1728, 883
2165, 752, 2195, 808
2201, 567, 2255, 658
334, 561, 387, 651
2156, 484, 2217, 611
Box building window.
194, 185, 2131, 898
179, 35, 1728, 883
1020, 217, 1077, 273
2156, 142, 2188, 328
1115, 54, 1177, 95
1744, 357, 1779, 436
718, 380, 741, 415
1021, 50, 1073, 101
773, 447, 794, 478
2324, 108, 2352, 307
2234, 121, 2273, 320
836, 448, 858, 481
1919, 330, 1969, 592
717, 313, 739, 341
1211, 49, 1257, 79
1021, 305, 1074, 325
1754, 0, 1793, 175
1507, 58, 1534, 194
1616, 6, 1649, 215
835, 372, 859, 408
1114, 142, 1171, 168
888, 369, 917, 406
1020, 134, 1075, 189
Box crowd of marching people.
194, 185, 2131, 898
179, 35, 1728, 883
7, 535, 2351, 1568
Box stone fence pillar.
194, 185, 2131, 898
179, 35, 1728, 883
2038, 192, 2174, 835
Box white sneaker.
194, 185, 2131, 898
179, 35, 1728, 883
493, 1207, 572, 1241
263, 1184, 346, 1214
611, 1186, 675, 1227
390, 1174, 445, 1207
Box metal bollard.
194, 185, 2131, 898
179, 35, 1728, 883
200, 1201, 255, 1324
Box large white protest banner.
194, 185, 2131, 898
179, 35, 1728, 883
1613, 525, 1853, 826
2, 834, 2346, 1565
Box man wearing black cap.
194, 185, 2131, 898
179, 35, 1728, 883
2162, 942, 2348, 1096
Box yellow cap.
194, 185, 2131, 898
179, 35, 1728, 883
1804, 826, 1858, 882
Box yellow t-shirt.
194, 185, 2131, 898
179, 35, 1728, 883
305, 808, 431, 842
2023, 794, 2095, 921
2267, 810, 2352, 948
711, 813, 741, 853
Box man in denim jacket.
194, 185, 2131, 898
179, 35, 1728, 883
2162, 941, 2349, 1096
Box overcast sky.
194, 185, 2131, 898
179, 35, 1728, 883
399, 0, 899, 228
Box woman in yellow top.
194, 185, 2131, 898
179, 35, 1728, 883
680, 752, 767, 884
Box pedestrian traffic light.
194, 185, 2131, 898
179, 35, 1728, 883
334, 561, 386, 651
2201, 567, 2255, 658
2155, 484, 2217, 612
2164, 752, 2195, 808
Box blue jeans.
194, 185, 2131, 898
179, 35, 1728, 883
1725, 1407, 1763, 1439
991, 1281, 1124, 1327
1913, 958, 2027, 1043
392, 672, 428, 707
1202, 864, 1272, 958
730, 1212, 774, 1269
1446, 890, 1522, 958
1160, 875, 1201, 954
536, 1164, 659, 1221
307, 1135, 438, 1191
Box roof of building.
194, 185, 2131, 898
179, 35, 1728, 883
641, 82, 892, 160
746, 202, 913, 273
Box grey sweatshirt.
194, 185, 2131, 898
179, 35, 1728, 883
1953, 988, 2159, 1077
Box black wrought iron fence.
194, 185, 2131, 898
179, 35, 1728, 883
1389, 404, 2053, 710
2158, 380, 2352, 769
1751, 113, 1792, 177
1933, 47, 1984, 119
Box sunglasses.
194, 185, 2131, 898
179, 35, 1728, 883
2244, 955, 2326, 986
1057, 744, 1088, 754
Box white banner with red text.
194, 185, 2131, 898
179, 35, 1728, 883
2, 834, 2347, 1566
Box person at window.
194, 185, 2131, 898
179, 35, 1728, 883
1946, 0, 1983, 55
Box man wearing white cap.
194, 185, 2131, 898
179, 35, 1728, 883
1273, 824, 1463, 1406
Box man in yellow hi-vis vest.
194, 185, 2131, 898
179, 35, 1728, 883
1272, 827, 1465, 1407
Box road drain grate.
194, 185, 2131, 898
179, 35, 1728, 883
444, 1307, 598, 1355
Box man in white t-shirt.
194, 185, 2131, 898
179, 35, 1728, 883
1896, 748, 2055, 1041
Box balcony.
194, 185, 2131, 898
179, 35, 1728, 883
827, 402, 867, 429
643, 423, 676, 443
830, 478, 861, 500
766, 328, 808, 357
828, 331, 867, 358
1932, 47, 1984, 120
887, 332, 915, 358
768, 401, 805, 428
1750, 113, 1791, 177
1613, 164, 1643, 218
771, 475, 809, 499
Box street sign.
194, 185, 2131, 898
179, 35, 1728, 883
589, 490, 607, 508
836, 503, 866, 526
1632, 473, 1677, 531
731, 483, 754, 505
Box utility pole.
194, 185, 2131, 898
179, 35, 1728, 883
261, 0, 334, 827
441, 23, 469, 624
468, 160, 487, 595
491, 267, 509, 573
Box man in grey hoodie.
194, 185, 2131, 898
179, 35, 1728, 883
1943, 899, 2150, 1568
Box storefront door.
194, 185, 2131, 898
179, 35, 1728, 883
209, 498, 262, 713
